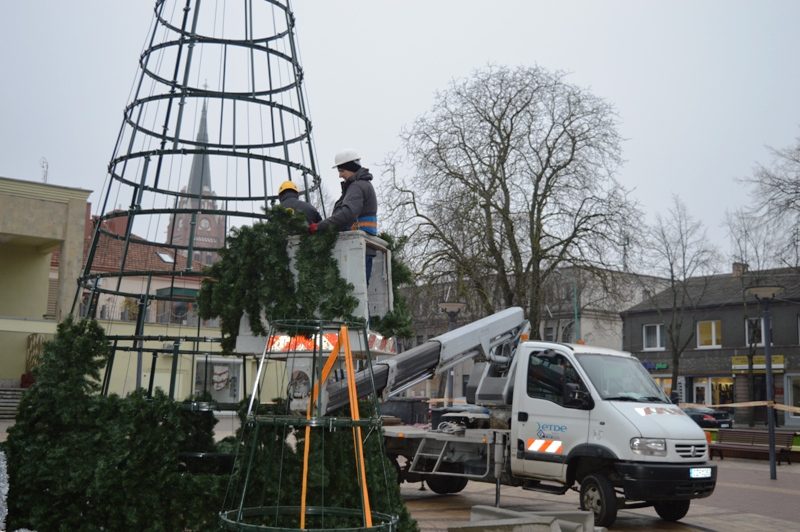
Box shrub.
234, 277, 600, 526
5, 318, 224, 531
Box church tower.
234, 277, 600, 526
166, 102, 225, 268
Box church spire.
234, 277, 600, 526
186, 101, 211, 207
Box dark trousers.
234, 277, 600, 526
365, 254, 374, 285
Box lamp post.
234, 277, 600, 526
439, 301, 466, 407
744, 284, 783, 480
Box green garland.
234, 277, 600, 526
369, 232, 414, 339
198, 208, 416, 347
198, 207, 359, 351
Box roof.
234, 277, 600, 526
84, 230, 190, 274
623, 268, 800, 314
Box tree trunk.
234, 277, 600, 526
670, 349, 680, 401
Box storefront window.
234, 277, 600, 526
711, 377, 734, 404
652, 377, 672, 396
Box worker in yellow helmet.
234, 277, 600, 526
278, 180, 321, 224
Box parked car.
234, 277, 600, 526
682, 406, 734, 429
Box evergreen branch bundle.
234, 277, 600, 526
5, 318, 224, 531
198, 208, 359, 351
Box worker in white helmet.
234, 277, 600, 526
310, 150, 378, 282
277, 180, 321, 224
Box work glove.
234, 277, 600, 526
308, 223, 318, 234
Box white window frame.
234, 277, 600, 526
745, 317, 765, 347
696, 320, 722, 349
642, 323, 665, 351
787, 374, 800, 419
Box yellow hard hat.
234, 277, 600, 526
278, 180, 299, 194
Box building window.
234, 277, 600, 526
697, 320, 722, 348
643, 323, 665, 350
788, 375, 800, 419
562, 323, 574, 344
745, 317, 765, 347
543, 326, 555, 342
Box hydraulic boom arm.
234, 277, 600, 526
324, 307, 527, 413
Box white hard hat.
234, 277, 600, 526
332, 150, 361, 168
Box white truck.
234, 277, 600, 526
320, 307, 716, 528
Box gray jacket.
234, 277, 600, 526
279, 190, 322, 224
318, 167, 378, 234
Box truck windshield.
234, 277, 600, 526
575, 353, 669, 403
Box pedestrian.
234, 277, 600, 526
309, 150, 378, 282
278, 180, 322, 224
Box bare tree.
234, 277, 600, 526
641, 196, 720, 389
726, 208, 774, 271
745, 134, 800, 268
382, 65, 637, 335
725, 208, 786, 423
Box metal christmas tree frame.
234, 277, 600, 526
220, 320, 399, 531
73, 0, 322, 401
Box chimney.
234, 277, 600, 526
102, 210, 130, 237
732, 262, 749, 277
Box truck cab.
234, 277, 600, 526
510, 341, 716, 526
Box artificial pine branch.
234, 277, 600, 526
369, 232, 415, 339
199, 207, 359, 351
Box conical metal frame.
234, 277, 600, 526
221, 319, 398, 531
73, 0, 322, 400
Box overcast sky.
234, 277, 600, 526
2, 1, 799, 259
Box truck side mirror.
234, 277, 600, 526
564, 382, 593, 410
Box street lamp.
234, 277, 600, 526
439, 301, 467, 407
744, 284, 784, 480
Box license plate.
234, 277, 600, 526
720, 422, 731, 428
690, 467, 712, 479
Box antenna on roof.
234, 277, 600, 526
40, 157, 48, 183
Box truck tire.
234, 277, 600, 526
654, 499, 690, 522
426, 475, 469, 494
579, 473, 617, 528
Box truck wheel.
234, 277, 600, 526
579, 474, 617, 528
654, 499, 690, 521
426, 475, 469, 494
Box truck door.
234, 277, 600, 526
511, 349, 591, 481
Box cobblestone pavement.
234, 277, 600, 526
401, 458, 800, 531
